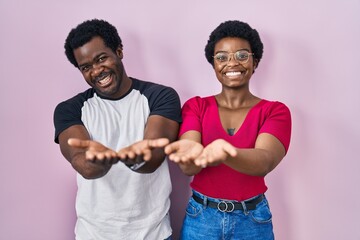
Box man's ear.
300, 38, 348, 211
116, 47, 123, 59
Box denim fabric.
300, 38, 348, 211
180, 190, 274, 240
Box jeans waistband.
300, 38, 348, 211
192, 193, 264, 212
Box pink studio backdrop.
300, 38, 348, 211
1, 0, 359, 239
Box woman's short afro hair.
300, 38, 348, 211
205, 20, 264, 67
64, 19, 123, 68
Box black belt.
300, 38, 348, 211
192, 194, 264, 212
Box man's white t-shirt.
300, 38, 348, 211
54, 78, 182, 240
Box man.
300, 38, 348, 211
53, 19, 181, 240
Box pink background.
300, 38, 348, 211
1, 0, 359, 239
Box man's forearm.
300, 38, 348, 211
70, 153, 112, 179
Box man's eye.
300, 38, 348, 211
98, 56, 107, 62
80, 66, 90, 72
80, 65, 91, 73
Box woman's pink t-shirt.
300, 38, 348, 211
179, 96, 292, 201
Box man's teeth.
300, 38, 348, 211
225, 71, 241, 76
99, 76, 111, 85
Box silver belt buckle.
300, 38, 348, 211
217, 201, 235, 212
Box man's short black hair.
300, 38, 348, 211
64, 19, 123, 68
205, 20, 264, 67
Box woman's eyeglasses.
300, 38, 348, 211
213, 50, 254, 65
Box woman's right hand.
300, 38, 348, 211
165, 139, 204, 176
164, 139, 204, 163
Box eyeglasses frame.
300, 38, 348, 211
213, 50, 254, 65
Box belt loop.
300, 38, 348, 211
241, 201, 249, 215
203, 195, 208, 209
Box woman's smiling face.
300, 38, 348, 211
213, 37, 256, 89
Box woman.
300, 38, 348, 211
165, 20, 291, 239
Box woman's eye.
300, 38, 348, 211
236, 52, 249, 60
216, 54, 228, 62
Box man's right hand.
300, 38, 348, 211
68, 138, 120, 165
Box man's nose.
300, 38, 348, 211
91, 64, 104, 78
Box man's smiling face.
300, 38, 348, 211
74, 36, 125, 99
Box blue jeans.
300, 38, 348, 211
180, 190, 274, 240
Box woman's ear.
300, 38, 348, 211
253, 59, 259, 73
253, 59, 259, 69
